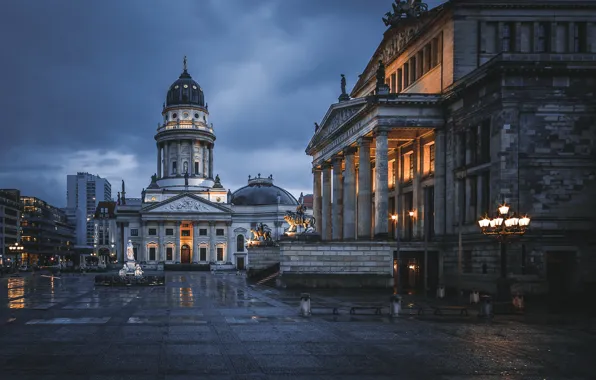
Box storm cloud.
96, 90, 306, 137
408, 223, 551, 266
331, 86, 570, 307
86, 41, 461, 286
0, 0, 445, 206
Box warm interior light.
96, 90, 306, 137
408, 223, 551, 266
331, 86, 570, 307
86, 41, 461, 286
498, 203, 510, 215
510, 216, 519, 226
391, 215, 397, 221
478, 217, 490, 228
504, 218, 513, 227
408, 265, 416, 270
519, 215, 530, 227
489, 219, 496, 228
408, 211, 415, 217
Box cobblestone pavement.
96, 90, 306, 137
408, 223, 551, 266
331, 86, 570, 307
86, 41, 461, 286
0, 272, 594, 379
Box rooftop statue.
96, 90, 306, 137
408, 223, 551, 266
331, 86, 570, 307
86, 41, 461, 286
340, 74, 347, 95
382, 0, 428, 27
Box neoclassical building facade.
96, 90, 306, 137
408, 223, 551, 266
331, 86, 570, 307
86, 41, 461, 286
307, 0, 596, 294
94, 60, 302, 269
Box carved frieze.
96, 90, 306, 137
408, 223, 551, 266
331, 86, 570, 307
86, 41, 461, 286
148, 196, 224, 213
321, 107, 359, 139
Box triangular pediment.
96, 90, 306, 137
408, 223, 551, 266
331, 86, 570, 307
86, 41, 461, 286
142, 193, 231, 214
307, 101, 367, 152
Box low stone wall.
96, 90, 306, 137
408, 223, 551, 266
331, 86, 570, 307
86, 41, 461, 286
278, 241, 394, 288
247, 246, 281, 271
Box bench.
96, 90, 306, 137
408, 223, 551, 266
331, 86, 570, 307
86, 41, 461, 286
432, 306, 469, 316
310, 304, 341, 315
349, 304, 385, 315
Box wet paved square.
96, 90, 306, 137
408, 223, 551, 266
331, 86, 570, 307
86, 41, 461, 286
0, 272, 594, 379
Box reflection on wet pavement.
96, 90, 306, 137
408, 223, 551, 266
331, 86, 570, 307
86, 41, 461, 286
0, 271, 594, 378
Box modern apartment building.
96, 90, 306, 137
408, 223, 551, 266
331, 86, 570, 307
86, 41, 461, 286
66, 172, 112, 247
0, 189, 21, 264
21, 196, 75, 265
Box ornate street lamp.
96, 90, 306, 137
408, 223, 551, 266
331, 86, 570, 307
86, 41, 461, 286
478, 201, 531, 300
8, 242, 24, 266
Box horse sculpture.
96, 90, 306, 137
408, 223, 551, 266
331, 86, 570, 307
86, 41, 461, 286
284, 210, 316, 233
250, 223, 272, 242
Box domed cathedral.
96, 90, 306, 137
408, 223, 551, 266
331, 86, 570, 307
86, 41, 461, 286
107, 58, 303, 271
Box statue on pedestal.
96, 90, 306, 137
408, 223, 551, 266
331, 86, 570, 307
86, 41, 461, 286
284, 202, 316, 234
126, 240, 135, 262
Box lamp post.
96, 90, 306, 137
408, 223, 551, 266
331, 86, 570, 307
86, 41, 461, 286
8, 242, 24, 268
478, 202, 530, 301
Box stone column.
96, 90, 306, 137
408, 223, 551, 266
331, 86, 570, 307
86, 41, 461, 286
342, 147, 357, 239
190, 140, 195, 176
412, 138, 422, 238
203, 144, 208, 178
321, 162, 332, 240
192, 221, 199, 263
332, 156, 343, 240
197, 142, 203, 177
226, 221, 233, 264
175, 221, 181, 263
357, 137, 372, 239
209, 145, 214, 179
158, 222, 165, 261
156, 143, 162, 178
139, 220, 145, 261
374, 128, 389, 238
209, 221, 216, 262
164, 142, 169, 177
434, 130, 446, 236
176, 141, 181, 176
312, 167, 322, 234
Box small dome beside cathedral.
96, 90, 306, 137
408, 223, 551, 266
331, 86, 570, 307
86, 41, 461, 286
165, 57, 205, 108
231, 174, 298, 206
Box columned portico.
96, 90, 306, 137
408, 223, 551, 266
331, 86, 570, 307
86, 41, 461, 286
331, 156, 343, 240
343, 147, 357, 239
374, 128, 389, 239
357, 137, 372, 239
321, 163, 332, 240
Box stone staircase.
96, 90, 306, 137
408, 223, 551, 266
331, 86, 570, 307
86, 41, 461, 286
256, 271, 279, 286
248, 262, 280, 287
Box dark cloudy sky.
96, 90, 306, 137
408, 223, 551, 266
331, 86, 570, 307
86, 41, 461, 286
0, 0, 445, 207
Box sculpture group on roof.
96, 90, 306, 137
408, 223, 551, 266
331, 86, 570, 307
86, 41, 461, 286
382, 0, 428, 27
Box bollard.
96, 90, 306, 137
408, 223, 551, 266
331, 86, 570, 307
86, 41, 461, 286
470, 290, 480, 304
390, 294, 402, 317
299, 293, 311, 316
436, 284, 445, 299
478, 295, 493, 318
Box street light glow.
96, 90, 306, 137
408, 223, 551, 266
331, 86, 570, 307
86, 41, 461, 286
478, 205, 530, 237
